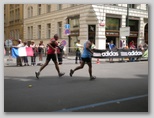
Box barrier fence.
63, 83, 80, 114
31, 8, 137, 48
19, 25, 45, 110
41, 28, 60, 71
8, 47, 147, 60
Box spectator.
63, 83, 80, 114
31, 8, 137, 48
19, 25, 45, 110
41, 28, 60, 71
30, 40, 37, 66
143, 43, 148, 51
57, 42, 64, 65
12, 39, 24, 66
23, 42, 29, 66
129, 41, 136, 62
108, 40, 116, 63
75, 40, 83, 64
37, 41, 45, 66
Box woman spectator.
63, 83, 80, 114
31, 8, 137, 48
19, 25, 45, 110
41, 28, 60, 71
23, 42, 29, 66
30, 40, 37, 66
129, 41, 136, 62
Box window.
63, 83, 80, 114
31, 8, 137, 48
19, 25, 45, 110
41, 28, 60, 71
10, 30, 14, 39
10, 5, 14, 9
14, 30, 20, 40
70, 4, 77, 7
38, 4, 41, 15
15, 30, 17, 39
27, 26, 33, 40
128, 4, 135, 8
31, 26, 33, 39
38, 25, 41, 39
73, 18, 79, 27
47, 23, 51, 38
47, 4, 51, 13
28, 27, 30, 39
106, 17, 120, 30
129, 20, 139, 31
58, 22, 62, 38
69, 16, 80, 28
57, 4, 62, 10
10, 11, 14, 21
15, 8, 20, 20
28, 6, 33, 18
17, 30, 20, 39
146, 4, 148, 11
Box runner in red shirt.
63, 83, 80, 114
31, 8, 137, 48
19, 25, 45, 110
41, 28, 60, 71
35, 34, 65, 79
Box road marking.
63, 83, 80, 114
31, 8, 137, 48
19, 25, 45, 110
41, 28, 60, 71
13, 78, 35, 82
56, 94, 148, 112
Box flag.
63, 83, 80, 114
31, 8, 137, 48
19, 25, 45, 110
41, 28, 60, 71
11, 47, 34, 58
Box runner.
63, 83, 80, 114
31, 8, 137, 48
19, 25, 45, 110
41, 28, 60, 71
69, 39, 96, 81
35, 34, 65, 79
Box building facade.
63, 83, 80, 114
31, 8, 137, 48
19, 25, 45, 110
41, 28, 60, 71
23, 4, 148, 51
4, 4, 24, 45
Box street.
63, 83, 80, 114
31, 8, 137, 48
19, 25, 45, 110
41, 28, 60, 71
4, 57, 148, 112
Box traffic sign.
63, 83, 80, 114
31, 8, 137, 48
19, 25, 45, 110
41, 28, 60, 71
65, 29, 70, 35
65, 24, 70, 29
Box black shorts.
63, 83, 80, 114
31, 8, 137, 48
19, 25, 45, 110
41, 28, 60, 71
46, 54, 57, 62
81, 57, 91, 63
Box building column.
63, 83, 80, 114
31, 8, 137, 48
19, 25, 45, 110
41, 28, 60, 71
138, 17, 145, 46
119, 15, 127, 47
96, 6, 106, 50
96, 24, 106, 49
78, 13, 88, 44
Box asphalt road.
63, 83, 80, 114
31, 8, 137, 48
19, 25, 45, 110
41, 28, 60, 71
4, 60, 148, 112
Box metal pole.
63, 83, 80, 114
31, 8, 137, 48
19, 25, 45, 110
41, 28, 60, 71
126, 4, 129, 45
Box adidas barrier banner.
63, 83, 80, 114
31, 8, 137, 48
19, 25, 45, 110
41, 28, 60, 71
92, 49, 143, 58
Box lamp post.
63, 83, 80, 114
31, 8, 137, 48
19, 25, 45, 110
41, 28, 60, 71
126, 4, 129, 45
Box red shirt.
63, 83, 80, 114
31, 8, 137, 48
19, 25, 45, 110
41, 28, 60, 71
47, 38, 58, 54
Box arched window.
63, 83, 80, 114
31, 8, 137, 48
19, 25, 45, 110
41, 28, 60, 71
28, 6, 33, 18
47, 4, 51, 13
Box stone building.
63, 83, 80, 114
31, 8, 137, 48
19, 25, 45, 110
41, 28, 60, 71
23, 4, 148, 51
4, 4, 24, 45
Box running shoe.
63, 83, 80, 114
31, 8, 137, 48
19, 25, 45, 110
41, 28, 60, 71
90, 76, 96, 81
35, 71, 40, 79
59, 72, 65, 77
70, 69, 74, 77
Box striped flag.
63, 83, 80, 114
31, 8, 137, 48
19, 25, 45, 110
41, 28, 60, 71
12, 47, 34, 58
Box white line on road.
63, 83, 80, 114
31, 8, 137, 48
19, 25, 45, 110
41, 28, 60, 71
56, 94, 148, 112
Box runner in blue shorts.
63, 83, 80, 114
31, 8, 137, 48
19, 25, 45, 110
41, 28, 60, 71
70, 38, 96, 81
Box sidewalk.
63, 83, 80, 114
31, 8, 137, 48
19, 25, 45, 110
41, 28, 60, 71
4, 55, 148, 66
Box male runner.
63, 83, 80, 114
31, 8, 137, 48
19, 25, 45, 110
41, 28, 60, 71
70, 39, 96, 81
35, 34, 65, 79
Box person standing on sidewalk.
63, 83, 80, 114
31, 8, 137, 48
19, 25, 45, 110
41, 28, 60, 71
23, 42, 29, 66
37, 41, 45, 66
108, 40, 116, 63
75, 40, 83, 64
35, 34, 65, 79
70, 39, 96, 81
30, 40, 37, 66
12, 39, 24, 66
57, 42, 64, 65
129, 40, 136, 62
